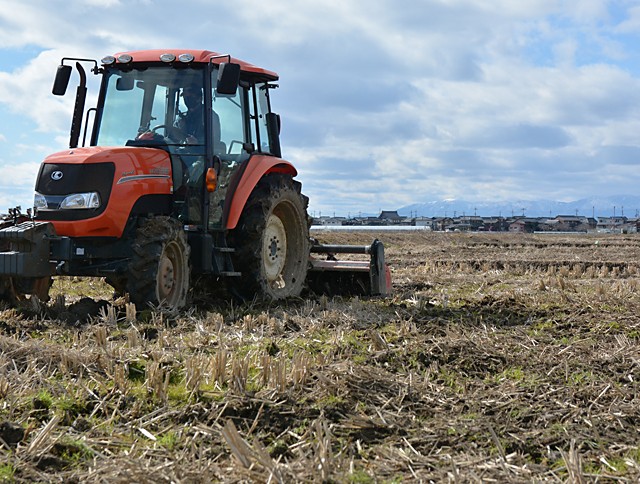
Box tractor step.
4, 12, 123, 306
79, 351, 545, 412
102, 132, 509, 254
213, 244, 236, 275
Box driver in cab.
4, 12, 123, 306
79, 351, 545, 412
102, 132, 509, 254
137, 86, 204, 144
175, 86, 204, 144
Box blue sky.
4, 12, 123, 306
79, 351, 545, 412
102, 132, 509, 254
1, 0, 640, 216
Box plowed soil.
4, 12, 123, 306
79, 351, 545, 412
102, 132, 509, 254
1, 231, 639, 482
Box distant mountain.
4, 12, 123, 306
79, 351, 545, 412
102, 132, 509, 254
398, 195, 640, 219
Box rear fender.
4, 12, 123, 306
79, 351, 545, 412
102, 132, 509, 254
224, 155, 297, 230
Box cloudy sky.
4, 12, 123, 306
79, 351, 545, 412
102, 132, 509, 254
1, 0, 640, 217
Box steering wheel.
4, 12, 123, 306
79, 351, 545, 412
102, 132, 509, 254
151, 124, 189, 143
151, 124, 168, 135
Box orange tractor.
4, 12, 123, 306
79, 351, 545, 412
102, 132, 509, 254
0, 49, 390, 308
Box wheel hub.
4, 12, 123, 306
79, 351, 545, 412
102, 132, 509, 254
158, 252, 176, 299
263, 214, 287, 284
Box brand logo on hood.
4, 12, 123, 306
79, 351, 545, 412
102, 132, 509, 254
51, 171, 64, 181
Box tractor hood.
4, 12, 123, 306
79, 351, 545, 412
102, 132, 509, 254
36, 145, 173, 238
43, 145, 170, 172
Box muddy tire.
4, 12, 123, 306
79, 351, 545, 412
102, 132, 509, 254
0, 276, 52, 305
126, 217, 190, 309
30, 277, 53, 302
0, 277, 15, 303
105, 276, 127, 297
228, 174, 310, 301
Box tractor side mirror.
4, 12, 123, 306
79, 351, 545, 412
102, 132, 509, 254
52, 65, 72, 96
116, 75, 135, 91
216, 62, 240, 95
265, 112, 282, 158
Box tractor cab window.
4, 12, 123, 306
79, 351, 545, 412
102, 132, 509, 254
96, 66, 207, 153
207, 74, 251, 228
251, 83, 272, 154
212, 83, 248, 160
96, 66, 211, 226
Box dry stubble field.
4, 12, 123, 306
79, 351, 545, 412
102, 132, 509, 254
1, 231, 640, 482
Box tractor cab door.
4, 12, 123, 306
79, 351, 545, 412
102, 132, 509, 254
206, 71, 252, 229
206, 74, 282, 230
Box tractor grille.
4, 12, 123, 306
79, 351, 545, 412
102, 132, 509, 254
35, 162, 115, 221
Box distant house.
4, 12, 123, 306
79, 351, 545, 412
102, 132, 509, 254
509, 218, 540, 233
481, 217, 507, 232
448, 221, 472, 232
458, 216, 485, 231
378, 211, 404, 224
412, 217, 433, 228
597, 217, 628, 233
551, 215, 597, 232
314, 216, 344, 226
432, 217, 454, 231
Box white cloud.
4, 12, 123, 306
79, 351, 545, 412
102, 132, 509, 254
0, 161, 40, 209
615, 6, 640, 33
0, 50, 73, 133
84, 0, 122, 6
1, 0, 640, 215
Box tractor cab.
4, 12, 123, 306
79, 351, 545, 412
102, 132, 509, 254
96, 60, 235, 227
49, 51, 283, 230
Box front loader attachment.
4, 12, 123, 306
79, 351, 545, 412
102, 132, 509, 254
307, 239, 392, 297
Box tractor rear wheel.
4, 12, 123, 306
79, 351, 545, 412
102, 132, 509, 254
126, 217, 190, 309
228, 174, 310, 301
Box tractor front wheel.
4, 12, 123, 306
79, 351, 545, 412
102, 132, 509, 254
228, 174, 310, 301
126, 217, 190, 309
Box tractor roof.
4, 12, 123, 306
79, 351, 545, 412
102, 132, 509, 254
109, 49, 279, 81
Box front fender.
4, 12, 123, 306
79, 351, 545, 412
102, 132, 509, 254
224, 155, 297, 230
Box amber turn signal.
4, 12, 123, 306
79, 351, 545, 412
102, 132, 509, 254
205, 168, 217, 192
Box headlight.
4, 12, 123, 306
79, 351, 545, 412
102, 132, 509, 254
59, 192, 101, 209
34, 192, 47, 209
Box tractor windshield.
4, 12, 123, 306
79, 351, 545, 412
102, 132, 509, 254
95, 65, 207, 154
93, 62, 251, 229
